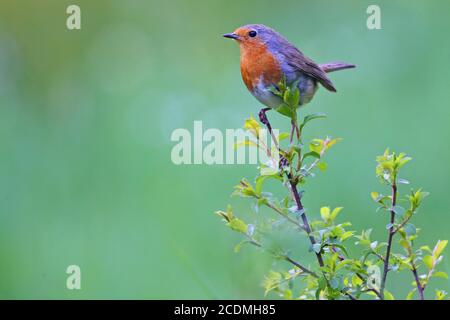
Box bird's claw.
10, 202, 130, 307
258, 107, 271, 126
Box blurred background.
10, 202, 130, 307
1, 0, 449, 299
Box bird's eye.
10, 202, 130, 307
248, 30, 257, 37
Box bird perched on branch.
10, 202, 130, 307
223, 24, 355, 109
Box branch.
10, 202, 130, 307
258, 107, 324, 267
403, 235, 425, 300
421, 253, 440, 292
380, 182, 397, 299
284, 255, 318, 278
411, 264, 425, 300
249, 239, 317, 277
251, 239, 356, 300
261, 198, 306, 232
332, 247, 383, 299
392, 213, 413, 234
288, 175, 324, 267
256, 106, 354, 300
287, 109, 324, 267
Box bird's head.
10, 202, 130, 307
223, 24, 279, 49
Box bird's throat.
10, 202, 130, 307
239, 43, 282, 92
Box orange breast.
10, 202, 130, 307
239, 42, 282, 91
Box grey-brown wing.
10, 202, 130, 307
283, 46, 337, 92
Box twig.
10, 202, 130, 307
346, 292, 357, 300
258, 107, 324, 267
249, 239, 317, 277
380, 183, 397, 299
262, 199, 306, 232
288, 109, 324, 267
257, 107, 356, 300
290, 117, 300, 144
284, 255, 318, 277
288, 176, 324, 267
253, 240, 357, 300
411, 264, 425, 300
332, 247, 383, 299
392, 214, 413, 234
421, 253, 440, 293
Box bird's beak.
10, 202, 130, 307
223, 33, 239, 40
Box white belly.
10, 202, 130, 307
251, 80, 283, 108
250, 76, 318, 108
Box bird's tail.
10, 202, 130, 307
320, 62, 356, 73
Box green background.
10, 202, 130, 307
0, 0, 449, 299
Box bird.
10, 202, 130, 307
223, 24, 355, 109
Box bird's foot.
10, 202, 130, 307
279, 156, 289, 171
258, 107, 271, 126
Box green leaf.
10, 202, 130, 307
233, 179, 257, 198
399, 239, 410, 250
302, 151, 321, 160
370, 241, 378, 250
260, 165, 279, 176
234, 240, 251, 253
268, 85, 282, 97
384, 290, 395, 300
396, 153, 412, 168
263, 271, 282, 296
317, 162, 327, 172
278, 132, 290, 141
403, 223, 417, 236
329, 277, 339, 289
275, 104, 293, 118
320, 207, 330, 221
351, 274, 363, 286
330, 207, 343, 220
255, 174, 282, 196
398, 178, 410, 185
330, 244, 349, 257
435, 290, 447, 300
392, 205, 405, 217
324, 137, 341, 151
370, 191, 380, 202
215, 205, 234, 222
283, 87, 291, 104
300, 113, 327, 131
234, 140, 258, 149
243, 116, 261, 138
423, 255, 434, 270
433, 240, 448, 258
288, 87, 300, 107
406, 289, 417, 300
433, 271, 449, 279
283, 289, 293, 300
316, 277, 327, 300
340, 231, 354, 242
309, 139, 323, 154
227, 218, 248, 234
420, 245, 432, 253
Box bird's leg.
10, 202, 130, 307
290, 112, 300, 144
258, 107, 271, 128
259, 107, 287, 172
258, 107, 279, 151
289, 119, 296, 144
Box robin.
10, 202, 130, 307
223, 24, 355, 123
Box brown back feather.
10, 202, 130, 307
283, 46, 337, 92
